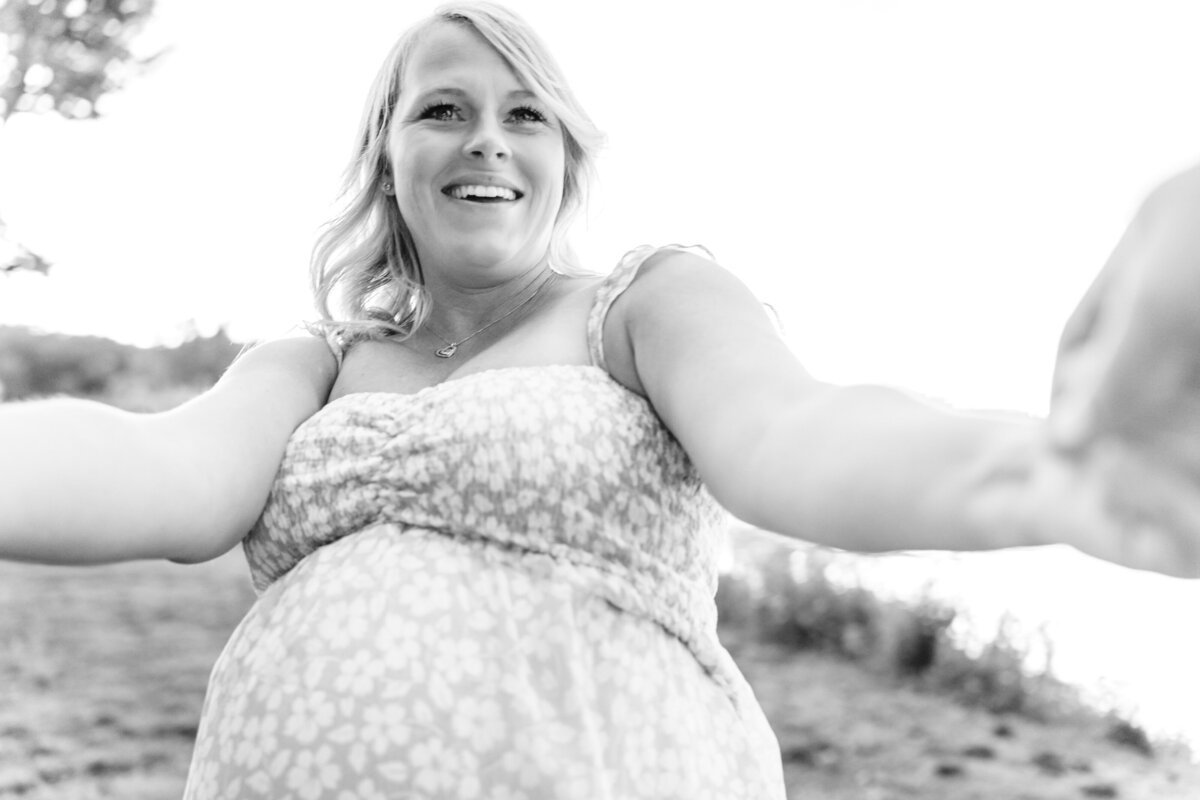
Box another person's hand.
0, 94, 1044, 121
947, 420, 1200, 578
1048, 163, 1200, 576
1025, 433, 1200, 577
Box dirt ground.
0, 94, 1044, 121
725, 630, 1200, 800
1, 553, 1197, 799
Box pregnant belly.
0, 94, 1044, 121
184, 525, 784, 799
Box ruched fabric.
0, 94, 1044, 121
183, 246, 786, 799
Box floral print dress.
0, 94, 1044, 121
182, 246, 786, 799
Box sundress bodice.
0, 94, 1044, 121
242, 245, 741, 698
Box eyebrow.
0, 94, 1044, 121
414, 87, 540, 102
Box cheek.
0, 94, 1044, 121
391, 157, 436, 224
388, 133, 440, 201
533, 144, 567, 210
391, 149, 422, 190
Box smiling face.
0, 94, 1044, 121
387, 22, 566, 285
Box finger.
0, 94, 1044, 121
1049, 205, 1163, 449
1049, 222, 1145, 452
1116, 490, 1200, 579
1048, 354, 1100, 452
1058, 164, 1200, 361
1100, 442, 1200, 578
1057, 276, 1110, 357
1120, 521, 1200, 579
1049, 298, 1136, 451
1055, 201, 1151, 358
1072, 204, 1200, 443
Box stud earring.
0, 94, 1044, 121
382, 182, 393, 194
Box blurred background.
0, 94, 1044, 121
2, 1, 1200, 797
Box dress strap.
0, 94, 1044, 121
301, 321, 352, 372
586, 244, 714, 372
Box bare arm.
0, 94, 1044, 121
605, 250, 1198, 575
0, 336, 336, 565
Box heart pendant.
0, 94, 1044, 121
435, 344, 458, 358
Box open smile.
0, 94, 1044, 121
442, 184, 524, 203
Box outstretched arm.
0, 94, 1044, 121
0, 336, 335, 565
604, 249, 1200, 577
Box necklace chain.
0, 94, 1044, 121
427, 269, 558, 358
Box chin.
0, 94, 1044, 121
451, 239, 542, 270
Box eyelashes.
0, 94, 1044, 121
508, 105, 548, 124
420, 102, 460, 121
416, 102, 549, 125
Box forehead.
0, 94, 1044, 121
403, 22, 526, 96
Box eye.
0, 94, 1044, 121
508, 104, 548, 125
418, 102, 461, 122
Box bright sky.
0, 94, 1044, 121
2, 0, 1199, 414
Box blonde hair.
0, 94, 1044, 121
310, 2, 604, 340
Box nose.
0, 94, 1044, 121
463, 116, 510, 161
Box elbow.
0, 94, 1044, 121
709, 484, 772, 535
163, 509, 251, 563
167, 549, 233, 565
166, 531, 241, 564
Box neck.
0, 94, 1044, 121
422, 260, 555, 342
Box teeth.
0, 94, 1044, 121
448, 184, 518, 200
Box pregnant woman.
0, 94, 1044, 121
2, 3, 1198, 797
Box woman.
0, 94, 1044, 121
1, 3, 1198, 798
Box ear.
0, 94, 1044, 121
379, 161, 396, 195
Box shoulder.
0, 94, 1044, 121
594, 247, 818, 518
152, 331, 336, 481
603, 247, 768, 381
604, 245, 725, 296
146, 332, 339, 563
167, 330, 339, 433
1144, 161, 1200, 208
605, 246, 751, 327
227, 330, 339, 397
626, 245, 724, 284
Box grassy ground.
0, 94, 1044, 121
0, 553, 252, 799
1, 548, 1197, 799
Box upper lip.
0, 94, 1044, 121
441, 176, 524, 198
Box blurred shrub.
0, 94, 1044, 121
95, 379, 209, 413
716, 531, 1082, 722
0, 325, 240, 409
744, 545, 880, 659
920, 614, 1074, 719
